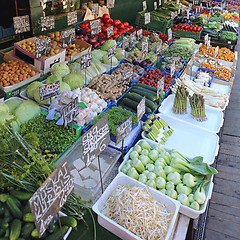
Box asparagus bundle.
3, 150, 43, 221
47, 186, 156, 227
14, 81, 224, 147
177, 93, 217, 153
189, 93, 207, 121
142, 114, 174, 144
172, 85, 189, 114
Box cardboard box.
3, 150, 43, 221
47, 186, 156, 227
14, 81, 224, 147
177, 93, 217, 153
14, 37, 66, 74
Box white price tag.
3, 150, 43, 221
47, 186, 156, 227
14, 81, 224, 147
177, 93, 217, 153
122, 38, 129, 50
171, 12, 175, 19
107, 26, 114, 38
186, 10, 190, 19
13, 15, 30, 34
170, 61, 175, 77
142, 38, 148, 56
154, 1, 158, 10
156, 41, 162, 55
168, 28, 172, 42
137, 97, 145, 122
206, 40, 210, 49
67, 11, 77, 25
107, 0, 115, 8
137, 29, 143, 40
214, 46, 219, 58
204, 34, 209, 45
143, 1, 147, 11
145, 12, 151, 25
189, 3, 192, 8
90, 19, 102, 35
91, 3, 99, 16
157, 78, 164, 97
159, 0, 161, 6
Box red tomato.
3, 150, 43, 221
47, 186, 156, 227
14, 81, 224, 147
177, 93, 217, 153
103, 14, 110, 19
105, 23, 112, 28
113, 19, 121, 26
123, 22, 129, 27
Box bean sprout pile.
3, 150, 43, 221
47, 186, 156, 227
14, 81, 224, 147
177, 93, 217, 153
101, 185, 174, 240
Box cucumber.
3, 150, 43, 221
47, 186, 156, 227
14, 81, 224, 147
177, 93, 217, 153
23, 202, 31, 215
118, 102, 136, 113
4, 228, 9, 237
122, 98, 152, 114
0, 207, 4, 217
31, 229, 47, 239
0, 238, 8, 240
0, 228, 5, 237
4, 207, 11, 218
127, 92, 157, 111
45, 226, 69, 240
47, 221, 55, 234
0, 194, 9, 203
10, 190, 32, 201
21, 223, 35, 239
8, 196, 22, 209
60, 216, 77, 228
0, 222, 8, 229
2, 216, 13, 224
23, 212, 34, 223
131, 87, 157, 101
10, 219, 21, 240
135, 83, 157, 92
6, 198, 22, 219
132, 85, 157, 95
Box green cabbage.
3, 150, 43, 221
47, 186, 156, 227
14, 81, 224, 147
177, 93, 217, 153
0, 102, 9, 113
46, 74, 62, 84
92, 58, 106, 74
68, 62, 82, 73
91, 49, 107, 61
51, 62, 70, 77
27, 82, 43, 99
5, 99, 23, 113
34, 85, 50, 105
14, 101, 41, 125
102, 55, 119, 66
115, 48, 125, 60
100, 40, 117, 51
63, 73, 84, 90
60, 82, 71, 93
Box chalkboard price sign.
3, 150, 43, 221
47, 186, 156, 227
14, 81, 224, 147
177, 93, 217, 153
145, 12, 151, 25
107, 26, 114, 38
81, 52, 92, 70
62, 97, 79, 127
13, 15, 30, 34
122, 38, 129, 50
40, 16, 55, 32
107, 0, 115, 8
91, 3, 99, 16
67, 11, 78, 26
116, 116, 132, 145
35, 37, 51, 59
108, 44, 116, 59
157, 77, 164, 97
29, 159, 73, 237
81, 115, 110, 166
39, 81, 60, 101
142, 38, 148, 56
137, 29, 143, 40
61, 28, 76, 48
90, 19, 102, 35
137, 96, 145, 122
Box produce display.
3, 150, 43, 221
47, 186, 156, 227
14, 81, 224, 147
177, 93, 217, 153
164, 45, 194, 61
172, 85, 188, 114
172, 23, 203, 33
214, 67, 232, 81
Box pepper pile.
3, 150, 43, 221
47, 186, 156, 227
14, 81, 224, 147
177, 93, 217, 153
172, 24, 202, 32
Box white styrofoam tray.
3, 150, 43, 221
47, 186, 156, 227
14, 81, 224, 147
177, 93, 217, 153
142, 113, 219, 165
92, 172, 180, 240
159, 94, 224, 134
118, 139, 214, 219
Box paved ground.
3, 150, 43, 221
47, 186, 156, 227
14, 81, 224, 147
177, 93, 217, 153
204, 42, 240, 239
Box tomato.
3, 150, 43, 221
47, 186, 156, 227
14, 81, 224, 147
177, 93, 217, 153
129, 26, 133, 30
105, 23, 112, 28
103, 14, 110, 19
192, 27, 197, 32
123, 22, 129, 27
102, 27, 107, 32
113, 19, 121, 26
117, 23, 125, 29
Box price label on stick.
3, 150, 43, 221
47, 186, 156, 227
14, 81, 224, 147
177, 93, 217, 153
137, 97, 145, 122
13, 15, 30, 34
143, 1, 147, 11
62, 97, 79, 127
168, 28, 172, 42
145, 12, 151, 25
90, 19, 102, 35
61, 28, 76, 48
116, 116, 132, 145
154, 1, 158, 10
35, 37, 51, 59
157, 77, 164, 97
123, 69, 133, 83
156, 41, 162, 55
122, 38, 129, 50
137, 29, 143, 40
67, 11, 77, 25
108, 44, 116, 59
171, 12, 175, 19
170, 61, 175, 77
142, 38, 148, 56
107, 26, 114, 38
206, 39, 210, 49
91, 3, 99, 16
186, 9, 190, 19
214, 46, 219, 58
40, 16, 55, 32
81, 52, 92, 70
204, 34, 209, 45
39, 81, 60, 101
29, 159, 73, 238
189, 3, 192, 8
81, 115, 110, 166
107, 0, 115, 8
130, 31, 136, 43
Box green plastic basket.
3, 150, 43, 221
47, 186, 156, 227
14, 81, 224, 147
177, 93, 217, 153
172, 29, 202, 39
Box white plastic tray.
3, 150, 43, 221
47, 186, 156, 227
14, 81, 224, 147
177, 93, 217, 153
159, 94, 224, 134
92, 172, 180, 240
142, 113, 219, 165
118, 139, 214, 219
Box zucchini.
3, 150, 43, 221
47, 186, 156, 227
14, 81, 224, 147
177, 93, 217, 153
10, 190, 32, 201
135, 83, 157, 92
45, 226, 69, 240
0, 194, 8, 203
6, 198, 22, 219
23, 212, 34, 223
132, 85, 157, 96
10, 219, 21, 240
0, 228, 5, 237
127, 92, 157, 111
122, 98, 152, 114
118, 102, 136, 113
131, 87, 157, 101
60, 216, 77, 228
21, 223, 35, 239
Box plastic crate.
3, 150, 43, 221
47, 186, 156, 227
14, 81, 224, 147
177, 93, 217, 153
172, 28, 202, 39
194, 67, 214, 86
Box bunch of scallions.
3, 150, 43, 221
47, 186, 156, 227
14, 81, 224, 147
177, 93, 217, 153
189, 93, 207, 121
172, 85, 189, 114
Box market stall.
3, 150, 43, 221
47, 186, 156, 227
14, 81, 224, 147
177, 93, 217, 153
0, 0, 239, 239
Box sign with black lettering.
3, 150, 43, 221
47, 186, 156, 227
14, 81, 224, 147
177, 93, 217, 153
61, 28, 76, 48
35, 37, 51, 59
156, 42, 162, 55
142, 38, 148, 56
107, 0, 115, 8
154, 2, 158, 10
137, 29, 143, 40
108, 44, 116, 59
137, 96, 145, 122
91, 3, 99, 16
214, 46, 219, 58
130, 31, 136, 43
107, 26, 114, 38
90, 19, 102, 35
143, 1, 147, 11
170, 61, 175, 77
145, 12, 151, 25
39, 81, 60, 101
13, 15, 30, 34
81, 115, 110, 166
122, 38, 129, 50
171, 12, 175, 19
62, 97, 79, 127
40, 16, 55, 32
116, 116, 132, 145
157, 77, 164, 97
186, 9, 190, 19
29, 159, 73, 237
67, 11, 78, 25
80, 52, 92, 70
123, 68, 133, 80
204, 34, 209, 45
168, 28, 172, 42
